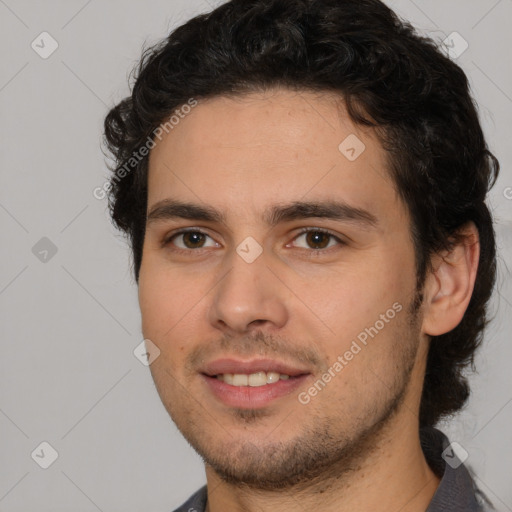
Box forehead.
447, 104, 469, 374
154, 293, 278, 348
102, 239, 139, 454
147, 88, 404, 227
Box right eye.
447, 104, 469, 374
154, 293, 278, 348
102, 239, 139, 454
164, 229, 220, 251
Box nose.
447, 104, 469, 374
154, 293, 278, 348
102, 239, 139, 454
208, 247, 289, 334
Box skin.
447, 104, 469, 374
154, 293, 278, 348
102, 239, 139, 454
138, 88, 480, 512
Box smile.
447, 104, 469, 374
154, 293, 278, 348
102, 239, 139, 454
215, 372, 290, 386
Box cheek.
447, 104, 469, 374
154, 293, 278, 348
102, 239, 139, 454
139, 263, 182, 341
302, 258, 414, 364
138, 263, 208, 358
138, 273, 164, 337
311, 262, 408, 325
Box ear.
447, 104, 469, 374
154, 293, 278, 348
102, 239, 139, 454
421, 222, 480, 337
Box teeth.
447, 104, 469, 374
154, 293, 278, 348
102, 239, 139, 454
248, 372, 266, 387
266, 372, 280, 383
216, 371, 291, 386
232, 374, 248, 386
223, 373, 234, 385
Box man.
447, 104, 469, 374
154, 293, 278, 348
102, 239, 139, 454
103, 0, 499, 510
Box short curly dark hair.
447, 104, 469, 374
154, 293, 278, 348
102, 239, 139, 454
103, 0, 499, 427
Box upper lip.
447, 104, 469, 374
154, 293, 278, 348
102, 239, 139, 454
201, 358, 311, 377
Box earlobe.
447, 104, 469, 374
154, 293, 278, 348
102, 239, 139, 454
422, 223, 480, 337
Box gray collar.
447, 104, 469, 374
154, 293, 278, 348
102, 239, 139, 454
422, 427, 492, 511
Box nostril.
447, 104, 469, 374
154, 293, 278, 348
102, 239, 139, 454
249, 319, 266, 327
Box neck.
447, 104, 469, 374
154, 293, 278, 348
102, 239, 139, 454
204, 412, 440, 512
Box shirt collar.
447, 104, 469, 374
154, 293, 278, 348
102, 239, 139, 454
421, 426, 490, 511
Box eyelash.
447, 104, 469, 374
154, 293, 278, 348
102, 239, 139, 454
162, 227, 345, 254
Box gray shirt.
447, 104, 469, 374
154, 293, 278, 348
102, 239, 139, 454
172, 428, 493, 511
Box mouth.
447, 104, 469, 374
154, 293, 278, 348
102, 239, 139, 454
215, 371, 292, 386
200, 358, 311, 408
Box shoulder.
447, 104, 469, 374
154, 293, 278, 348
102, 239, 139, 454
171, 485, 207, 512
421, 427, 495, 511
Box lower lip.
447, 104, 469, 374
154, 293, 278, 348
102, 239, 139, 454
202, 374, 309, 409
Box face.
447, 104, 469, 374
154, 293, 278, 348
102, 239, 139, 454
138, 89, 426, 489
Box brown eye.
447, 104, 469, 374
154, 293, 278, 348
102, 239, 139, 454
182, 232, 206, 248
291, 229, 343, 251
305, 231, 331, 249
166, 230, 218, 250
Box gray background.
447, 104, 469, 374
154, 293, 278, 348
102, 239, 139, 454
1, 0, 511, 510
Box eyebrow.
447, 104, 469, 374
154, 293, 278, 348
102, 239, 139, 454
146, 199, 378, 229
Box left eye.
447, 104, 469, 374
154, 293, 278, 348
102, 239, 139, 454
167, 230, 218, 249
291, 229, 342, 250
